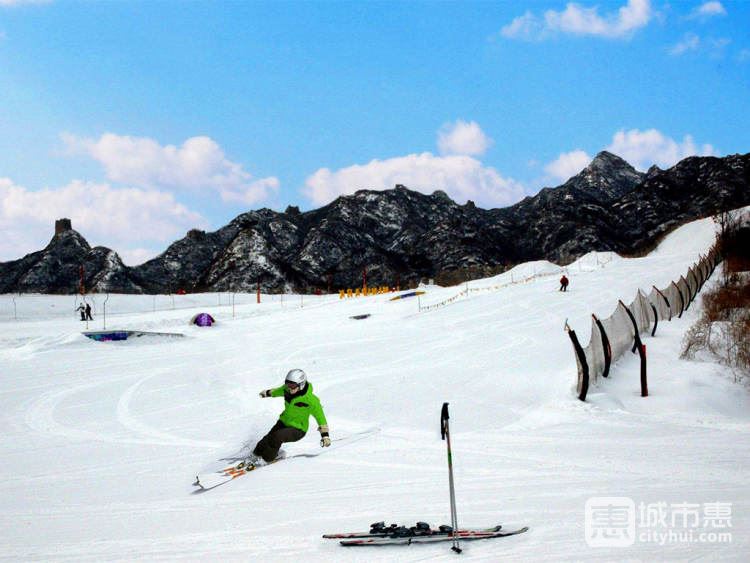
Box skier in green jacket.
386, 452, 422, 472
253, 369, 330, 463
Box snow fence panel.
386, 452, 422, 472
678, 276, 692, 311
648, 286, 671, 321
628, 290, 652, 335
702, 254, 712, 284
668, 281, 685, 317
569, 328, 590, 399
582, 317, 605, 385
696, 260, 707, 286
599, 302, 636, 370
687, 268, 699, 301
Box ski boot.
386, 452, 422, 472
235, 454, 261, 470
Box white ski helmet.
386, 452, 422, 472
285, 369, 307, 388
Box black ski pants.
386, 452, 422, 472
253, 420, 305, 462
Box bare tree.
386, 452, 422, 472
713, 210, 740, 287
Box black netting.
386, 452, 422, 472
571, 252, 718, 401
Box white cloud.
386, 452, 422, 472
669, 34, 730, 59
711, 38, 730, 49
536, 128, 718, 188
605, 128, 717, 170
501, 0, 652, 40
303, 152, 526, 209
62, 133, 279, 206
0, 177, 206, 263
544, 150, 592, 182
118, 247, 160, 266
437, 120, 493, 156
709, 37, 731, 50
669, 32, 701, 55
689, 1, 727, 19
499, 11, 542, 40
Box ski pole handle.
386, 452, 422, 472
441, 402, 449, 440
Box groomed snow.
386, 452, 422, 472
1, 216, 748, 561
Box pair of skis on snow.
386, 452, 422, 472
324, 404, 528, 549
323, 522, 529, 546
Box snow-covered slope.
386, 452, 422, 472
1, 216, 748, 561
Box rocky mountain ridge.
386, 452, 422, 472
1, 151, 748, 294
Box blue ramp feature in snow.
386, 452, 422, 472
388, 290, 425, 301
83, 330, 185, 342
83, 331, 129, 342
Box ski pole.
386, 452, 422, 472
441, 402, 461, 554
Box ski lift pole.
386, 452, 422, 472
441, 402, 461, 554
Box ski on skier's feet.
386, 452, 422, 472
193, 428, 380, 492
193, 459, 263, 491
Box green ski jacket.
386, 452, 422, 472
270, 382, 328, 433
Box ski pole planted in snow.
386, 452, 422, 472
441, 402, 461, 554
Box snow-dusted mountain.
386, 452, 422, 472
1, 151, 748, 294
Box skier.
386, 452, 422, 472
85, 303, 93, 321
76, 303, 86, 321
559, 274, 569, 292
253, 369, 330, 463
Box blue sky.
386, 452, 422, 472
0, 0, 748, 264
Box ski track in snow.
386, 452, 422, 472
1, 216, 750, 561
116, 372, 222, 448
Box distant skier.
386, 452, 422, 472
76, 303, 86, 321
85, 303, 93, 321
253, 369, 330, 463
559, 275, 569, 292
